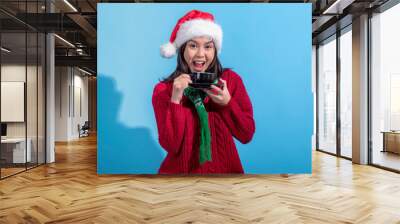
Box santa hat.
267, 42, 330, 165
160, 10, 223, 58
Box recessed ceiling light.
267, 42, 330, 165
54, 34, 75, 48
63, 0, 78, 12
78, 67, 93, 76
1, 47, 11, 53
322, 0, 355, 15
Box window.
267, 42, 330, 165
317, 35, 337, 154
371, 3, 400, 171
339, 27, 352, 158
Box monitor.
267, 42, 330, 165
1, 123, 7, 137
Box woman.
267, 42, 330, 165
152, 10, 255, 174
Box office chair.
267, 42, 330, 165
79, 121, 90, 138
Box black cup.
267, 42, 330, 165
189, 72, 218, 89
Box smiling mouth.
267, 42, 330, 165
192, 61, 206, 71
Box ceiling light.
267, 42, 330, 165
1, 47, 11, 53
63, 0, 78, 12
322, 0, 355, 15
78, 67, 93, 76
54, 34, 75, 48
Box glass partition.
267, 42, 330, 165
1, 30, 28, 177
0, 1, 46, 179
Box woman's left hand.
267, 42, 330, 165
203, 79, 231, 106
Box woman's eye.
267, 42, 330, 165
205, 45, 213, 49
189, 43, 197, 48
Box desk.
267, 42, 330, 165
381, 131, 400, 154
1, 138, 31, 163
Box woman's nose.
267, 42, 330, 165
195, 47, 205, 57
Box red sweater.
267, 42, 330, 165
152, 69, 255, 174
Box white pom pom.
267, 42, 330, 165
160, 42, 176, 58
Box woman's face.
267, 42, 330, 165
183, 36, 215, 73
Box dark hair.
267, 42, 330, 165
161, 42, 225, 83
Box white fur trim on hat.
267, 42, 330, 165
175, 19, 223, 54
160, 42, 177, 58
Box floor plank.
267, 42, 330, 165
1, 134, 400, 223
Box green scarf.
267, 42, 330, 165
184, 87, 211, 164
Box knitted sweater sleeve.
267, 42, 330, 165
152, 82, 186, 154
218, 70, 255, 144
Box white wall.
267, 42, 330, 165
1, 65, 26, 136
1, 63, 46, 164
72, 72, 89, 138
55, 66, 69, 141
312, 45, 316, 150
1, 65, 40, 137
55, 67, 89, 141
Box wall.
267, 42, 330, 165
1, 63, 45, 165
1, 64, 42, 138
55, 67, 89, 141
88, 77, 97, 132
1, 65, 26, 139
312, 45, 317, 150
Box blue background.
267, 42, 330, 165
98, 3, 313, 174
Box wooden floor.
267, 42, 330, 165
372, 150, 400, 171
0, 167, 26, 178
1, 134, 400, 223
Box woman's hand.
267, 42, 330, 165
204, 79, 231, 106
171, 73, 192, 104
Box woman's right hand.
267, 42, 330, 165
171, 73, 192, 104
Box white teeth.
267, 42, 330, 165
194, 61, 205, 66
